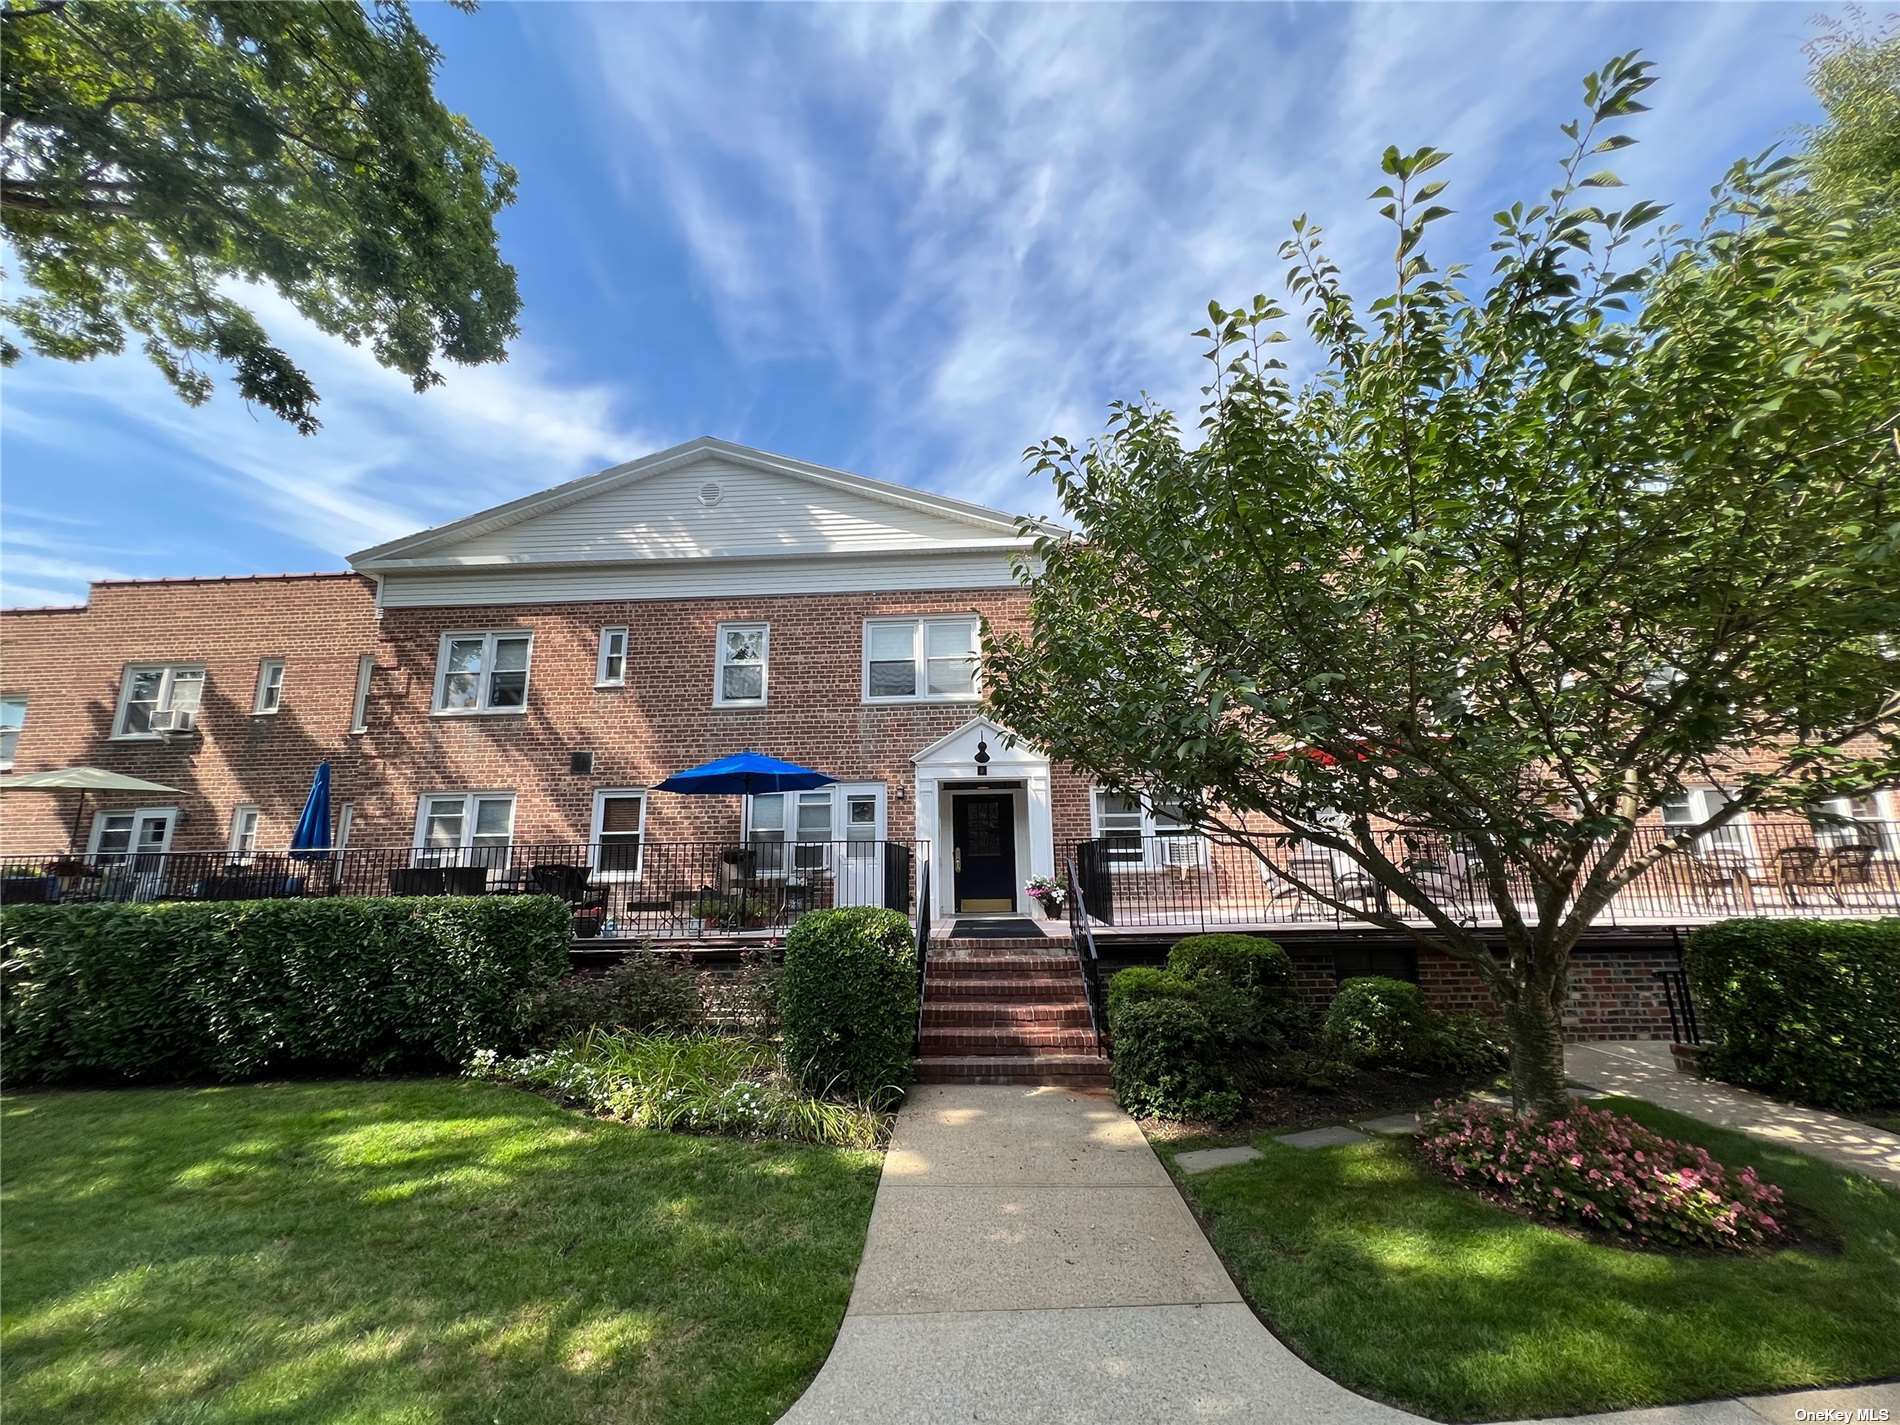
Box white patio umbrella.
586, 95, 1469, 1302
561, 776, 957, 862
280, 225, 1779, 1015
0, 767, 184, 853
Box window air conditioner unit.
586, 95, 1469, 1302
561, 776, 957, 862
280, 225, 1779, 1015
150, 709, 197, 734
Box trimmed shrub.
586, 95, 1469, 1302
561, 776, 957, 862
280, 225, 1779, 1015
1425, 1011, 1510, 1078
1688, 918, 1900, 1111
521, 954, 705, 1044
1167, 933, 1292, 1000
779, 907, 916, 1102
1419, 1099, 1787, 1251
0, 895, 570, 1084
1110, 996, 1240, 1124
1323, 976, 1438, 1070
1106, 965, 1197, 1028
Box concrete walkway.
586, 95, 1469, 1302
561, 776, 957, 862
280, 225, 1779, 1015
1565, 1041, 1900, 1189
779, 1083, 1900, 1424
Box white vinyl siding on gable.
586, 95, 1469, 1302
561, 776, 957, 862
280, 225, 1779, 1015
434, 631, 531, 714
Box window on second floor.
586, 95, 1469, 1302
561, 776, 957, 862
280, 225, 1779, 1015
863, 616, 979, 702
434, 631, 531, 714
0, 696, 24, 770
253, 658, 285, 715
597, 627, 628, 687
716, 623, 768, 706
114, 664, 205, 737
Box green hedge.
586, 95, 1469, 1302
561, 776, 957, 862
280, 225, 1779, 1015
0, 895, 571, 1084
1109, 997, 1240, 1124
1168, 934, 1292, 1002
1688, 918, 1900, 1112
779, 907, 917, 1103
1322, 976, 1438, 1070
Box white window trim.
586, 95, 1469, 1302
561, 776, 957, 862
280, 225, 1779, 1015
596, 627, 629, 688
228, 804, 261, 859
431, 630, 533, 717
86, 806, 178, 861
713, 621, 770, 707
0, 694, 24, 771
1810, 792, 1897, 855
589, 787, 647, 879
350, 655, 374, 734
111, 662, 206, 740
412, 790, 518, 861
1090, 788, 1206, 869
336, 801, 356, 850
861, 616, 982, 704
252, 658, 285, 715
745, 784, 887, 877
1661, 787, 1756, 860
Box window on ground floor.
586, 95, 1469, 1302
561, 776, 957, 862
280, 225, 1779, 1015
1808, 793, 1896, 854
1090, 789, 1200, 866
591, 789, 646, 876
1660, 787, 1753, 860
228, 805, 261, 859
747, 787, 885, 874
414, 792, 516, 869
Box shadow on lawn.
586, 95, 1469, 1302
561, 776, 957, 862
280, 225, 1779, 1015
1177, 1125, 1900, 1419
0, 1080, 878, 1425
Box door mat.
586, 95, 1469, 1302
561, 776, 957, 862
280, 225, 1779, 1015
949, 918, 1043, 938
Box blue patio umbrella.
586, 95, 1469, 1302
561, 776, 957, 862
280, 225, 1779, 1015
288, 761, 333, 859
654, 750, 836, 796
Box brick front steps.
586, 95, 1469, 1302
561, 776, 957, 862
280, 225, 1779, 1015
914, 945, 1110, 1087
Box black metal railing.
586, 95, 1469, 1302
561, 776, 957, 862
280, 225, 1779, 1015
913, 859, 932, 1053
1653, 967, 1702, 1045
1070, 820, 1900, 932
0, 839, 927, 942
1066, 856, 1106, 1046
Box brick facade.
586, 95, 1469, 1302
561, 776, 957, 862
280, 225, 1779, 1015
0, 575, 1102, 860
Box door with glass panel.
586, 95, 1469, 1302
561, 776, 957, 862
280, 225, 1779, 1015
88, 807, 178, 900
746, 784, 887, 906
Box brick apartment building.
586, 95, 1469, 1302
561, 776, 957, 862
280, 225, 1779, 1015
4, 437, 1895, 1041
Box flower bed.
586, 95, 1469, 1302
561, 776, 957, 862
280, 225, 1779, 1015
1418, 1099, 1786, 1250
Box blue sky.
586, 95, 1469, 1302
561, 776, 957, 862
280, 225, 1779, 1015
0, 1, 1831, 607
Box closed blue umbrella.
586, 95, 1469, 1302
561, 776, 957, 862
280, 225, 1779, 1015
655, 751, 836, 796
289, 762, 332, 860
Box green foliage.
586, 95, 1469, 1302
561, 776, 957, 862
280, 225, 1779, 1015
1108, 996, 1241, 1124
520, 955, 705, 1045
1323, 977, 1439, 1071
778, 907, 917, 1103
467, 1030, 892, 1148
1803, 13, 1900, 209
1429, 1011, 1511, 1079
0, 895, 568, 1083
986, 49, 1900, 1116
1688, 917, 1900, 1111
0, 0, 519, 431
1167, 933, 1292, 999
1105, 965, 1198, 1026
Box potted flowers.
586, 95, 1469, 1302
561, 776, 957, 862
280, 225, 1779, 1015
1026, 874, 1066, 919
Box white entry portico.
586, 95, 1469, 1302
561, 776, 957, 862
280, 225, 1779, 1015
912, 716, 1055, 919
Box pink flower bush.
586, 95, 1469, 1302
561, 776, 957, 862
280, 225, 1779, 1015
1417, 1100, 1786, 1250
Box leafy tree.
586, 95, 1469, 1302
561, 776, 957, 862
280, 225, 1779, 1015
986, 53, 1900, 1115
1, 0, 519, 433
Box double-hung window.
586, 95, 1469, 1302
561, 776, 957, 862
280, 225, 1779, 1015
597, 627, 628, 688
253, 658, 285, 714
863, 617, 979, 702
228, 805, 261, 860
434, 631, 531, 714
114, 664, 205, 737
0, 695, 24, 769
415, 792, 516, 869
715, 623, 768, 706
350, 655, 374, 732
592, 789, 646, 876
748, 787, 884, 875
1661, 788, 1753, 859
1809, 794, 1895, 854
1091, 789, 1201, 867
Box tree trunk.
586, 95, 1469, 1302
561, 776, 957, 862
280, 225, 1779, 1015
1504, 986, 1569, 1117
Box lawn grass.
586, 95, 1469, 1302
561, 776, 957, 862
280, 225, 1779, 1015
1, 1078, 881, 1425
1158, 1097, 1900, 1420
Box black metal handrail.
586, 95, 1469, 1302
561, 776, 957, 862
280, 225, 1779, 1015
1654, 968, 1702, 1045
1066, 856, 1105, 1047
1067, 820, 1900, 932
913, 859, 932, 1053
0, 839, 929, 942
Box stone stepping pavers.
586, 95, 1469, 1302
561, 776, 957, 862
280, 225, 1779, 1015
1276, 1125, 1371, 1149
1175, 1145, 1263, 1174
1354, 1112, 1420, 1135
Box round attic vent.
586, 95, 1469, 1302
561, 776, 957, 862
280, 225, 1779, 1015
698, 481, 724, 508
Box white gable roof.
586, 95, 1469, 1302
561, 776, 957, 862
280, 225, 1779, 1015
350, 437, 1056, 571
